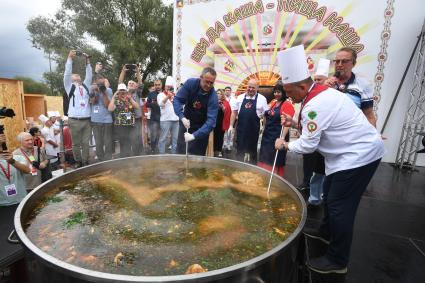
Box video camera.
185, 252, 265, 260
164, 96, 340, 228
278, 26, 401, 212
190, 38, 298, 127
0, 107, 16, 151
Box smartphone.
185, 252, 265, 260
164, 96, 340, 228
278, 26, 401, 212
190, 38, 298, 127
126, 64, 137, 71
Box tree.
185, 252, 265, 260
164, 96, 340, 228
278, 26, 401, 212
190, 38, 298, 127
27, 0, 173, 94
14, 76, 51, 95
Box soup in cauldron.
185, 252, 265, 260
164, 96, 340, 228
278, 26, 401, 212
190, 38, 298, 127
24, 159, 301, 276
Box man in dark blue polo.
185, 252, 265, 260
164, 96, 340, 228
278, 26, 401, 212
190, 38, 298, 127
173, 67, 219, 156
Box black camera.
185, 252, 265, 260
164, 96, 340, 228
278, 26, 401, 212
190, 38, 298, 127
32, 161, 40, 170
75, 50, 83, 56
0, 107, 15, 118
97, 84, 107, 93
125, 64, 137, 71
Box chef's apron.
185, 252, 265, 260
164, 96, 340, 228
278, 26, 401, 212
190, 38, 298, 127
180, 90, 210, 155
236, 94, 260, 161
259, 101, 289, 166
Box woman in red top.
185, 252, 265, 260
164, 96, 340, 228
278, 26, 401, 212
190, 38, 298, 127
213, 89, 231, 157
258, 83, 295, 177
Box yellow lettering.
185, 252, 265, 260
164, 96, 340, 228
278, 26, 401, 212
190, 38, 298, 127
323, 12, 343, 31
311, 6, 327, 22
206, 21, 226, 44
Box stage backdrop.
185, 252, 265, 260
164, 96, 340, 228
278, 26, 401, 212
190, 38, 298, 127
173, 0, 424, 165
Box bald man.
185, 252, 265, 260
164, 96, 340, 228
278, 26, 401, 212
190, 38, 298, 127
229, 79, 269, 163
12, 132, 48, 191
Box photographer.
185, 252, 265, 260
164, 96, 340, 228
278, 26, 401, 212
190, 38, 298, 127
0, 134, 30, 206
12, 132, 48, 191
89, 76, 113, 161
108, 84, 140, 158
118, 64, 144, 155
63, 49, 93, 168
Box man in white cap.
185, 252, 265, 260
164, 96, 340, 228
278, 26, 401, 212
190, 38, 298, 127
157, 76, 179, 154
275, 45, 385, 274
63, 49, 93, 168
314, 58, 330, 85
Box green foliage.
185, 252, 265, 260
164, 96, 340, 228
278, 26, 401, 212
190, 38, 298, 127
26, 0, 173, 93
14, 76, 51, 95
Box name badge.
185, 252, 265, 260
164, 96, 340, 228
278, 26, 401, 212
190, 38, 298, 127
93, 106, 100, 114
5, 184, 17, 197
30, 165, 38, 176
126, 112, 131, 120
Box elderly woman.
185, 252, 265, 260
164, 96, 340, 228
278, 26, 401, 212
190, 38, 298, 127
257, 83, 295, 177
0, 134, 31, 206
12, 132, 48, 191
108, 83, 140, 157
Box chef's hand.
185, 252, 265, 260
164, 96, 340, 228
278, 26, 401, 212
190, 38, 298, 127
182, 117, 190, 129
184, 132, 195, 142
280, 113, 293, 127
275, 138, 287, 151
324, 77, 338, 88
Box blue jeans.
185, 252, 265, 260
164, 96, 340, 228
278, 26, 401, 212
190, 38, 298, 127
159, 120, 179, 154
308, 173, 325, 205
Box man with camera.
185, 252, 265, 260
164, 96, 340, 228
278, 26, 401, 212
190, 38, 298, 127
118, 64, 144, 155
12, 132, 48, 191
146, 79, 162, 153
89, 76, 113, 161
63, 50, 93, 168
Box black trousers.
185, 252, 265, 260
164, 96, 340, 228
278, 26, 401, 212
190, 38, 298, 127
302, 153, 315, 184
319, 159, 381, 266
177, 123, 209, 156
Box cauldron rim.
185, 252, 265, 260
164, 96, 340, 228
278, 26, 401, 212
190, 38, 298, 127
15, 155, 307, 282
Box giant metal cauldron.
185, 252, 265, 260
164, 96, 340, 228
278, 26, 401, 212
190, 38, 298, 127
14, 155, 307, 283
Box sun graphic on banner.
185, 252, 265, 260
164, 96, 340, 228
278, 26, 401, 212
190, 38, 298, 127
183, 1, 375, 99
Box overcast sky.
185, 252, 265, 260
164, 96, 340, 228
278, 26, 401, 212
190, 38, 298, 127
0, 0, 174, 82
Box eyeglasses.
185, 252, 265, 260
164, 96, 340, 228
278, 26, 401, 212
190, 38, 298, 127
333, 59, 353, 65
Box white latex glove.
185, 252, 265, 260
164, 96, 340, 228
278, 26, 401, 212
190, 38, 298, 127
182, 117, 190, 129
184, 132, 195, 142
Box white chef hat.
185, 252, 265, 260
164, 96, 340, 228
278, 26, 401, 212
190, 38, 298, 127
278, 45, 311, 84
54, 111, 61, 117
38, 114, 49, 124
47, 111, 56, 118
315, 58, 331, 77
165, 76, 175, 88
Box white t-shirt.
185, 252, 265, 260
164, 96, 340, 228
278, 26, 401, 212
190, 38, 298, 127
157, 92, 179, 122
230, 93, 269, 118
41, 126, 58, 162
288, 87, 385, 175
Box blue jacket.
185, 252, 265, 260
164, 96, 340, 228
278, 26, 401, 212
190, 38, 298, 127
173, 78, 218, 139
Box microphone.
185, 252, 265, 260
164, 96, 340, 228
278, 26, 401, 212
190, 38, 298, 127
334, 71, 341, 78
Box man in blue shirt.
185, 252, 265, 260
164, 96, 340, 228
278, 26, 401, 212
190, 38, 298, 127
89, 76, 113, 161
173, 67, 219, 156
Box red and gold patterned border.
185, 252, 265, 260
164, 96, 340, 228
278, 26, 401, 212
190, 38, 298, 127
373, 0, 395, 118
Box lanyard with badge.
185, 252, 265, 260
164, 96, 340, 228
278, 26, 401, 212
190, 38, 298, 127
79, 86, 86, 108
20, 148, 37, 176
0, 162, 17, 197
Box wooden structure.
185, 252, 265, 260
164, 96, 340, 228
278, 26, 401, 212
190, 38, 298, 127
0, 78, 26, 150
24, 94, 46, 122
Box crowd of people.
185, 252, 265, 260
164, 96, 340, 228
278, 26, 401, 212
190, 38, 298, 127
0, 46, 384, 275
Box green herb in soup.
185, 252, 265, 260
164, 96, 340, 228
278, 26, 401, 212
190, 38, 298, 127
24, 160, 301, 276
